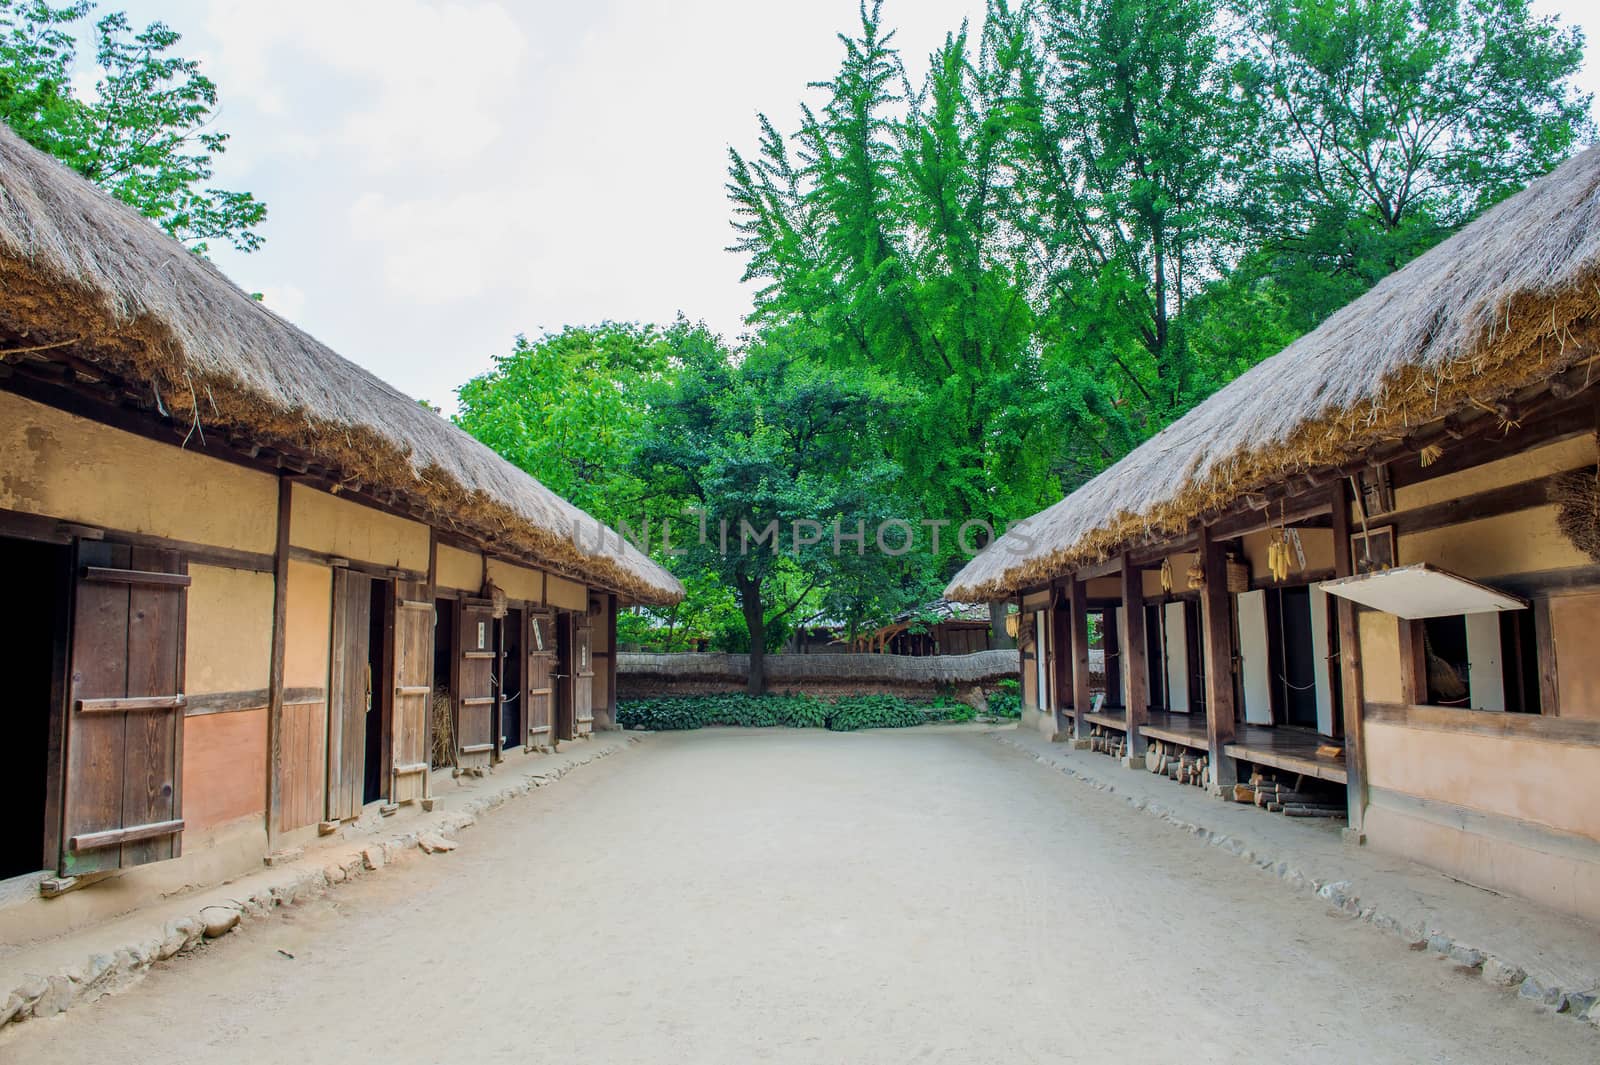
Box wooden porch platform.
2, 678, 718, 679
1227, 727, 1347, 785
1139, 711, 1209, 751
1084, 709, 1348, 785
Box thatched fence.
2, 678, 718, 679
617, 650, 1018, 699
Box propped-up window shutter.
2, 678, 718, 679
61, 543, 188, 876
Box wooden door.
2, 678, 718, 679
457, 600, 496, 760
391, 580, 432, 804
61, 543, 188, 877
526, 610, 555, 747
574, 612, 594, 735
326, 570, 372, 822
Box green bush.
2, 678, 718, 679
617, 697, 708, 731
617, 691, 939, 732
986, 691, 1022, 719
826, 694, 929, 731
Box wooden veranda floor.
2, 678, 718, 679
1073, 708, 1348, 785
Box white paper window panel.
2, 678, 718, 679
1465, 612, 1506, 712
1164, 601, 1189, 714
1237, 590, 1273, 725
1309, 586, 1335, 736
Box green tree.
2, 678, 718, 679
1233, 0, 1593, 329
455, 323, 682, 525
0, 1, 266, 252
636, 328, 910, 692
729, 3, 1059, 550
1020, 0, 1258, 446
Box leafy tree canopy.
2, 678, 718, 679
0, 0, 266, 252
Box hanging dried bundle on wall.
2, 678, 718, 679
1552, 462, 1600, 563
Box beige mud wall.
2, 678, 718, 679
289, 482, 428, 571
1395, 436, 1594, 580
546, 574, 587, 611
1364, 720, 1600, 922
1238, 527, 1333, 577
435, 543, 484, 593
1085, 576, 1120, 598
183, 565, 273, 833
0, 391, 276, 551
279, 561, 331, 831
486, 557, 543, 603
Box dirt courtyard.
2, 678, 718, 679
3, 727, 1593, 1064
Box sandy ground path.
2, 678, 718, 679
3, 728, 1594, 1064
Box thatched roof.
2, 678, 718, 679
0, 125, 682, 604
948, 145, 1600, 601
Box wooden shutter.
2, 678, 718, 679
526, 610, 555, 746
573, 612, 594, 735
391, 581, 432, 804
457, 600, 496, 757
326, 570, 372, 822
61, 543, 188, 876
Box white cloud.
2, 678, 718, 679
257, 283, 308, 322
201, 0, 527, 172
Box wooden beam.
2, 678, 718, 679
1199, 524, 1238, 789
1075, 555, 1123, 580
1069, 577, 1092, 740
1386, 471, 1568, 537
1121, 554, 1149, 759
1212, 497, 1332, 541
1366, 701, 1600, 746
1397, 618, 1428, 707
1533, 599, 1561, 716
265, 476, 292, 845
1331, 482, 1369, 835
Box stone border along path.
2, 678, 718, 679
0, 733, 639, 1032
991, 727, 1600, 1033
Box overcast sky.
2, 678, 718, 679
102, 0, 1600, 412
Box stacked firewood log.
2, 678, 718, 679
1142, 740, 1209, 788
1088, 724, 1127, 759
1227, 772, 1345, 818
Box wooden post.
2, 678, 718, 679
1070, 576, 1092, 741
265, 476, 292, 847
1199, 524, 1238, 790
1533, 598, 1560, 715
606, 593, 620, 725
1398, 618, 1427, 706
1121, 555, 1148, 761
1331, 483, 1369, 837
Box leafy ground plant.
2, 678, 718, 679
618, 692, 952, 732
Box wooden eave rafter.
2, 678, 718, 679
1055, 374, 1599, 586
